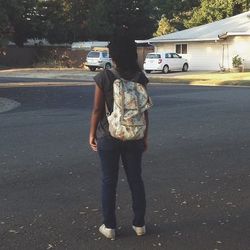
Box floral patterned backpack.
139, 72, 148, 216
106, 72, 152, 141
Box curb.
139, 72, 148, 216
0, 81, 94, 88
0, 67, 85, 73
148, 77, 250, 87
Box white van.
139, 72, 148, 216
143, 52, 188, 74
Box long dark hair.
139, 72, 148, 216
108, 32, 141, 79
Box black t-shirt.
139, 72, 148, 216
94, 69, 149, 138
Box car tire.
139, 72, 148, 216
162, 65, 169, 74
145, 70, 151, 74
182, 63, 188, 72
105, 63, 112, 70
89, 66, 96, 71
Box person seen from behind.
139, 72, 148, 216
89, 31, 151, 240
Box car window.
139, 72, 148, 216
87, 51, 100, 58
172, 53, 180, 58
165, 53, 171, 58
146, 54, 161, 59
102, 52, 108, 58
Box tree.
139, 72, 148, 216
87, 0, 113, 40
185, 0, 250, 28
153, 0, 200, 19
37, 0, 70, 44
3, 0, 41, 47
233, 0, 250, 15
69, 0, 90, 41
153, 16, 176, 37
152, 0, 200, 33
0, 0, 12, 47
87, 0, 155, 40
38, 0, 90, 44
111, 0, 155, 39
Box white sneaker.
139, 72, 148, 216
99, 224, 115, 240
132, 225, 146, 236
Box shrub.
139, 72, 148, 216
232, 55, 243, 68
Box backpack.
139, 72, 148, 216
106, 72, 152, 141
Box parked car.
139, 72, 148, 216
85, 50, 112, 71
143, 52, 188, 74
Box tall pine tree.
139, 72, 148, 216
0, 0, 12, 47
152, 0, 200, 34
87, 0, 155, 40
38, 0, 90, 44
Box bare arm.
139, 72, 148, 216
89, 85, 104, 151
144, 110, 149, 151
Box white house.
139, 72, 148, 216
146, 11, 250, 71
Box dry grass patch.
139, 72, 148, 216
149, 71, 250, 86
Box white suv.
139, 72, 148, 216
143, 52, 188, 74
85, 51, 112, 71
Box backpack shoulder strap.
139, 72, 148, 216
108, 69, 141, 83
132, 72, 142, 83
109, 68, 120, 79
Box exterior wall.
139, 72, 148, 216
229, 36, 250, 69
153, 37, 250, 71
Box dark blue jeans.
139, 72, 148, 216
97, 136, 146, 229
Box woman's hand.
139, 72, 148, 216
89, 135, 97, 152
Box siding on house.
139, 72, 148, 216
187, 42, 222, 70
230, 36, 250, 69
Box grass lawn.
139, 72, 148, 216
148, 71, 250, 86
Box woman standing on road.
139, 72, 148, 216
89, 32, 150, 240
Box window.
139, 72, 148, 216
102, 52, 108, 58
176, 44, 187, 54
182, 44, 187, 54
87, 51, 100, 58
146, 53, 161, 59
171, 53, 180, 58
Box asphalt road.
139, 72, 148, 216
0, 78, 250, 250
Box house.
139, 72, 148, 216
145, 11, 250, 71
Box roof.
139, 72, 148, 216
149, 10, 250, 43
